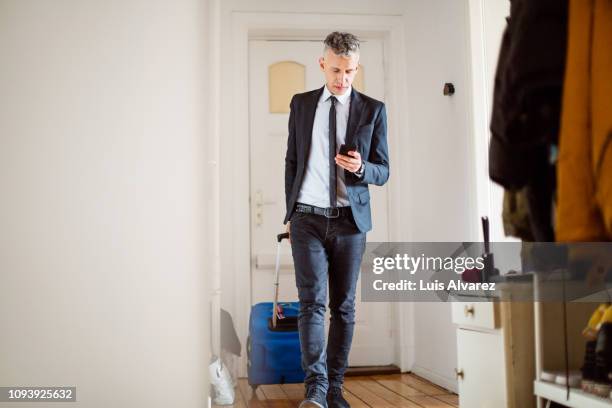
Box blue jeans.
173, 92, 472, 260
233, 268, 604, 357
289, 210, 366, 393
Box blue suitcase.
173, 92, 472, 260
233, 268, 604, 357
247, 233, 305, 390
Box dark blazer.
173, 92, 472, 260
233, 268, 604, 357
284, 86, 389, 232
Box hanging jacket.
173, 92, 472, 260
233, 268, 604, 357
489, 0, 568, 190
488, 0, 568, 241
556, 0, 612, 241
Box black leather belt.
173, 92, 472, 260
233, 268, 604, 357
294, 203, 352, 219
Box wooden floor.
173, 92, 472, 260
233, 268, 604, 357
218, 374, 459, 408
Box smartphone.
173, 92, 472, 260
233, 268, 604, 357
338, 144, 357, 156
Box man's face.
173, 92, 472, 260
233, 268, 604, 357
319, 49, 359, 95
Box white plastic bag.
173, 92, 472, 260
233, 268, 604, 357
208, 356, 235, 405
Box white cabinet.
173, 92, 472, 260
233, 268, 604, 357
454, 301, 535, 408
453, 302, 506, 407
457, 328, 506, 408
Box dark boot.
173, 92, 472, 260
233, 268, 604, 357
327, 387, 350, 408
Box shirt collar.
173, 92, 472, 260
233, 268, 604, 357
322, 85, 352, 105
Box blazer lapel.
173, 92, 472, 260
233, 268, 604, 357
302, 86, 325, 160
345, 89, 364, 147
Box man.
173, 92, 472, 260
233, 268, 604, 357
284, 32, 390, 408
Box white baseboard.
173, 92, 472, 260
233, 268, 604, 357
410, 365, 458, 394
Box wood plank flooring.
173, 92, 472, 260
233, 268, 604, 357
216, 374, 458, 408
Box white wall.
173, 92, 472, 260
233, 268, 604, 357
402, 0, 475, 392
0, 1, 210, 407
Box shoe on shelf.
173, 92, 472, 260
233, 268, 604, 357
581, 340, 597, 393
592, 322, 612, 397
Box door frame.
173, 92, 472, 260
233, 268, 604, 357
225, 11, 412, 376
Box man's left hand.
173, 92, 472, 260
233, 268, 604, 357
335, 150, 362, 173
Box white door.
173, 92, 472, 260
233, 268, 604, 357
248, 39, 394, 366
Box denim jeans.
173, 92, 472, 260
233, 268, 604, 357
289, 210, 366, 393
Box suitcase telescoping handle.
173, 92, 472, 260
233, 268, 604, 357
272, 232, 290, 328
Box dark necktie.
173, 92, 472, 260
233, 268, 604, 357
329, 96, 337, 208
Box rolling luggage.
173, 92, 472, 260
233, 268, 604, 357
247, 232, 305, 391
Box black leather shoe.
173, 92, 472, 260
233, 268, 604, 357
327, 387, 350, 408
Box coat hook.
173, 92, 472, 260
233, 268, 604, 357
443, 83, 455, 96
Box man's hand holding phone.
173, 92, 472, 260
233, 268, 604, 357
335, 144, 362, 173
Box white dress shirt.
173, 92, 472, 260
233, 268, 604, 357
297, 85, 352, 208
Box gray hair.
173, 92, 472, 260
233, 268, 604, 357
323, 32, 360, 57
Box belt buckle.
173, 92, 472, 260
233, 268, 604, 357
324, 207, 340, 218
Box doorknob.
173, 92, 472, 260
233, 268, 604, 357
254, 190, 276, 227
455, 368, 464, 380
